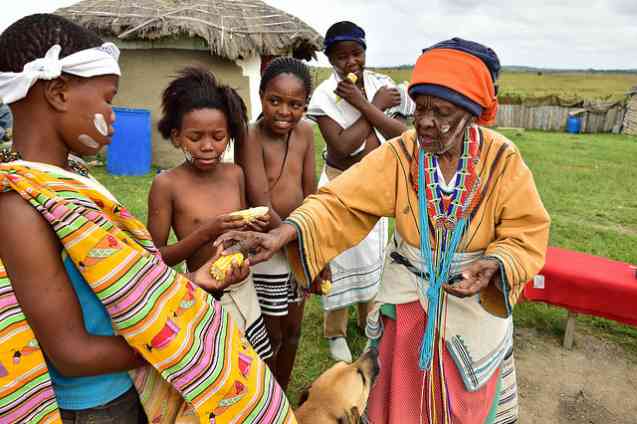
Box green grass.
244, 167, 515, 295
497, 129, 637, 360
311, 67, 637, 103
496, 72, 637, 103
90, 167, 154, 222
92, 129, 637, 404
498, 130, 637, 263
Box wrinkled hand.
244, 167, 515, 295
309, 265, 332, 295
214, 230, 283, 265
371, 86, 401, 111
191, 244, 250, 293
319, 266, 332, 282
443, 258, 500, 298
334, 79, 367, 109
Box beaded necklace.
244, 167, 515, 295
416, 126, 481, 369
414, 126, 481, 422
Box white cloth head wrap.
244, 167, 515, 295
0, 42, 121, 104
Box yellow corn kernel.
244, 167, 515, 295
336, 73, 359, 103
320, 279, 332, 295
230, 206, 269, 223
209, 252, 245, 281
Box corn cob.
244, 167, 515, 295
209, 252, 245, 281
336, 73, 359, 103
230, 206, 269, 223
320, 279, 332, 295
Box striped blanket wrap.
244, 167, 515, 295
0, 162, 294, 424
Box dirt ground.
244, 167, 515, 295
514, 327, 637, 423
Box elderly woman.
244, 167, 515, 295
219, 38, 550, 423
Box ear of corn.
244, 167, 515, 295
336, 73, 359, 104
209, 252, 245, 281
229, 206, 269, 223
320, 279, 332, 295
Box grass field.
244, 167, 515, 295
311, 67, 637, 103
91, 128, 637, 404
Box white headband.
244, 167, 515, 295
0, 42, 121, 104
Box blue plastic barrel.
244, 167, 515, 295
566, 115, 582, 134
106, 107, 152, 175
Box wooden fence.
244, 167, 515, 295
495, 103, 626, 133
622, 95, 637, 135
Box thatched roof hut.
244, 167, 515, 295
56, 0, 323, 168
56, 0, 322, 61
623, 86, 637, 136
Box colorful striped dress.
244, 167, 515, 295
0, 160, 295, 424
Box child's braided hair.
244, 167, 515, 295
259, 57, 312, 99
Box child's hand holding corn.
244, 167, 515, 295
187, 244, 250, 297
334, 72, 366, 109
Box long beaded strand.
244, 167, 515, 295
418, 131, 473, 371
417, 127, 481, 422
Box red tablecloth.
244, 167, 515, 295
523, 247, 637, 326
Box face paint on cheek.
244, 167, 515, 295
440, 124, 451, 134
93, 113, 109, 137
441, 115, 470, 149
78, 134, 100, 149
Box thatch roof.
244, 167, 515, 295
55, 0, 323, 61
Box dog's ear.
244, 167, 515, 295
350, 406, 361, 421
337, 406, 361, 424
298, 386, 310, 406
349, 406, 361, 423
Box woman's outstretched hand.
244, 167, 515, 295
214, 223, 298, 265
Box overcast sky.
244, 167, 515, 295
1, 0, 636, 69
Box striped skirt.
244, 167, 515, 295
219, 275, 273, 360
252, 251, 303, 317
367, 301, 518, 424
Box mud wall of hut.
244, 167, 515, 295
114, 49, 249, 168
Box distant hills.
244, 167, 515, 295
311, 64, 637, 74
397, 64, 637, 73
501, 66, 637, 74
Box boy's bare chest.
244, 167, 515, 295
172, 178, 241, 225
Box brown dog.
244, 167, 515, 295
295, 348, 380, 423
